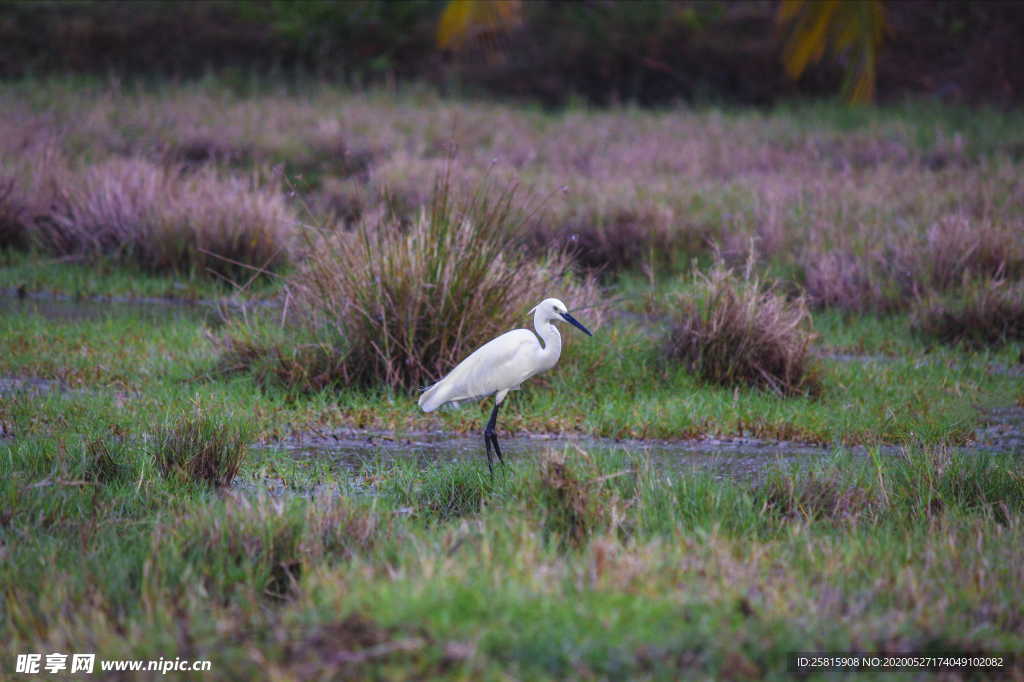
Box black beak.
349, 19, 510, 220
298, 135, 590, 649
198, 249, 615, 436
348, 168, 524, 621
560, 311, 593, 337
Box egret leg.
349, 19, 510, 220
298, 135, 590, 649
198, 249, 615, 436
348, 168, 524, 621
484, 433, 494, 476
484, 400, 505, 474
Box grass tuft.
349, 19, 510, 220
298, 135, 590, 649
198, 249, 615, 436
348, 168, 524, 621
667, 262, 821, 396
380, 458, 500, 522
152, 412, 251, 487
921, 215, 1024, 289
300, 491, 385, 560
801, 248, 899, 312
414, 464, 491, 521
221, 170, 599, 390
155, 494, 306, 599
0, 176, 30, 250
82, 434, 135, 484
535, 449, 629, 547
760, 469, 878, 522
0, 135, 65, 251
36, 158, 295, 278
912, 278, 1024, 348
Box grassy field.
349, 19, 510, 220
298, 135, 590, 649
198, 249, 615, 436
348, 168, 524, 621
2, 78, 1023, 679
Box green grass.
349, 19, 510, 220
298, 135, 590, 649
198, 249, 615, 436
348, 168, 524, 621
2, 79, 1023, 678
1, 302, 1017, 448
3, 432, 1022, 678
1, 291, 1021, 675
0, 249, 277, 301
152, 412, 252, 487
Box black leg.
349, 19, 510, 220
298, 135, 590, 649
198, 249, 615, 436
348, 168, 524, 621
490, 432, 505, 466
484, 400, 505, 473
484, 429, 494, 475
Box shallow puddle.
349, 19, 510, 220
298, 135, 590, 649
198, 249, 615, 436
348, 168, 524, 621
256, 431, 845, 485
254, 407, 1024, 493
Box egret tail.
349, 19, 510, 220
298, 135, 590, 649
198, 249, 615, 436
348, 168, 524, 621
418, 381, 451, 413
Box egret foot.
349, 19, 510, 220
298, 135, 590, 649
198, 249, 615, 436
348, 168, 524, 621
484, 401, 505, 475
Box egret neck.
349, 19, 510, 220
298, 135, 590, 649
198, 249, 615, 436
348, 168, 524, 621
533, 305, 563, 372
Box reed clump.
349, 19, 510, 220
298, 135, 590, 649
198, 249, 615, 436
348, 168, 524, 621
667, 262, 821, 396
912, 277, 1024, 348
220, 171, 599, 391
152, 412, 250, 488
34, 158, 296, 278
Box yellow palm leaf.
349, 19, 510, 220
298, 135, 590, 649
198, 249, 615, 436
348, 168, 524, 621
782, 0, 840, 79
778, 0, 886, 103
437, 0, 522, 51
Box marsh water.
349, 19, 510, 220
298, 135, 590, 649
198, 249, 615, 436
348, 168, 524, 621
255, 430, 845, 484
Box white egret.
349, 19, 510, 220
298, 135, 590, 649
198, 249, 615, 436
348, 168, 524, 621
418, 297, 593, 473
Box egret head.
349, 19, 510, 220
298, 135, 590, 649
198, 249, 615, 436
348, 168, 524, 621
532, 298, 593, 336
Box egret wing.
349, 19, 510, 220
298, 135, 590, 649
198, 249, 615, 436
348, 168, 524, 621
418, 329, 539, 411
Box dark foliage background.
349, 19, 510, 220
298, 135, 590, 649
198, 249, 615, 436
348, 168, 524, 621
2, 0, 1022, 106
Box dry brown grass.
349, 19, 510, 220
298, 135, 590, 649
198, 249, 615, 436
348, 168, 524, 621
920, 214, 1024, 289
220, 171, 601, 391
668, 262, 821, 396
912, 278, 1024, 348
0, 177, 30, 249
528, 203, 702, 275
799, 214, 1024, 312
299, 491, 386, 562
35, 159, 296, 277
0, 123, 66, 250
0, 110, 298, 275
282, 613, 437, 677
800, 248, 904, 312
4, 85, 1024, 303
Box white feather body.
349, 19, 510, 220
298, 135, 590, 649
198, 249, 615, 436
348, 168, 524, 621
418, 325, 561, 412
